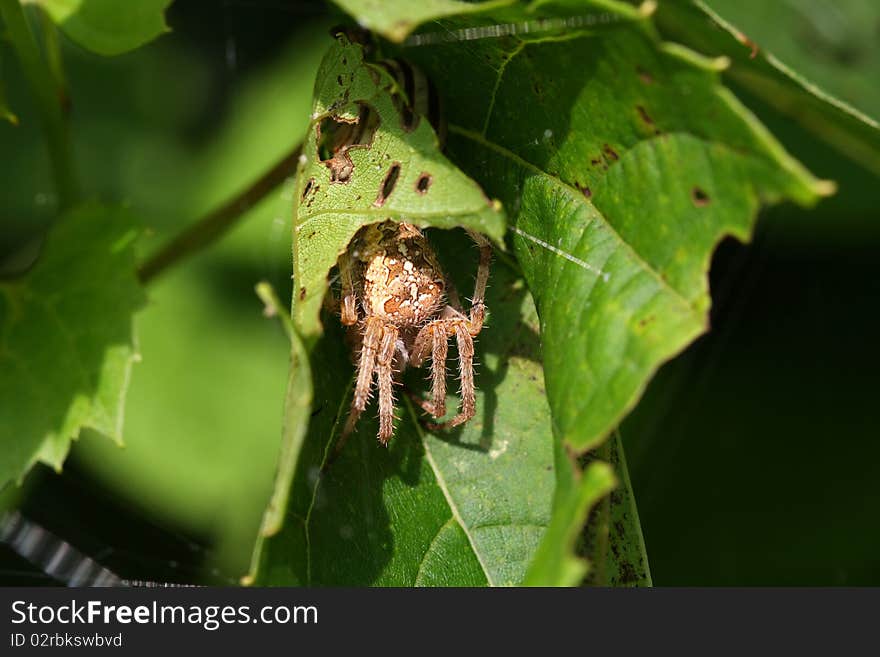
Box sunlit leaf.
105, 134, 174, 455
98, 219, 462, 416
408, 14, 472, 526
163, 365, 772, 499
402, 14, 828, 582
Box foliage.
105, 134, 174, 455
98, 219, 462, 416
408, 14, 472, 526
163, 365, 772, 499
1, 0, 877, 586
0, 204, 143, 484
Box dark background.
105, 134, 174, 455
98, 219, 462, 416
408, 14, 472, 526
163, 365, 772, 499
1, 0, 877, 585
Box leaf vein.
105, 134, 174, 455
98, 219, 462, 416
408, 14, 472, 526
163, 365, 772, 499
406, 399, 495, 586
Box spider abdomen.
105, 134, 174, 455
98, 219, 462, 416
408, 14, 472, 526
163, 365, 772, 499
358, 222, 445, 326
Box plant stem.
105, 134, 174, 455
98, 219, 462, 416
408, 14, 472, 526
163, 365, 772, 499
0, 0, 78, 209
137, 144, 302, 284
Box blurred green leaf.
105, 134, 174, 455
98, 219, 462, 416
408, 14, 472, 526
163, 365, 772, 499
655, 0, 880, 176
0, 203, 144, 486
29, 0, 172, 56
67, 25, 329, 575
0, 69, 18, 124
703, 0, 880, 120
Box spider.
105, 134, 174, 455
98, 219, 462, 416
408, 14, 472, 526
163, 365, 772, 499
335, 220, 491, 447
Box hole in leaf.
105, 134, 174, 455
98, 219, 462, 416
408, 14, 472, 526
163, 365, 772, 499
374, 163, 401, 207
415, 173, 432, 195
317, 102, 380, 183
300, 177, 316, 202
691, 186, 710, 206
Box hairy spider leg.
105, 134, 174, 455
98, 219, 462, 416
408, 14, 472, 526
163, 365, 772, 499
338, 251, 359, 326
342, 316, 384, 438
464, 228, 492, 334
426, 323, 476, 430
377, 325, 399, 443
410, 321, 449, 417
411, 231, 492, 428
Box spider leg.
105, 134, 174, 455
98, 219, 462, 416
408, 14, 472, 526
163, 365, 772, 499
377, 324, 399, 444
410, 321, 449, 418
338, 251, 359, 326
341, 316, 383, 439
464, 229, 491, 335
427, 322, 475, 430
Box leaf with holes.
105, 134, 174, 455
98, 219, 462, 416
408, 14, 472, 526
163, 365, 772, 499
291, 34, 504, 340
31, 0, 172, 56
0, 204, 144, 487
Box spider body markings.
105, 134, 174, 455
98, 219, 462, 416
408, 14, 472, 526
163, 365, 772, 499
337, 220, 491, 447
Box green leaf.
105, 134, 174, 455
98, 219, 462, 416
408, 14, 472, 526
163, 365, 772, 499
0, 204, 145, 486
406, 20, 827, 454
655, 0, 880, 176
401, 15, 827, 580
702, 0, 880, 120
29, 0, 172, 56
524, 454, 615, 586
257, 236, 556, 585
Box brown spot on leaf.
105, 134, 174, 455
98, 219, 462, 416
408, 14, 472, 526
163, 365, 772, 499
299, 287, 307, 301
636, 66, 654, 84
576, 182, 592, 198
691, 186, 710, 207
415, 173, 432, 195
636, 104, 654, 126
374, 163, 401, 207
603, 144, 619, 161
